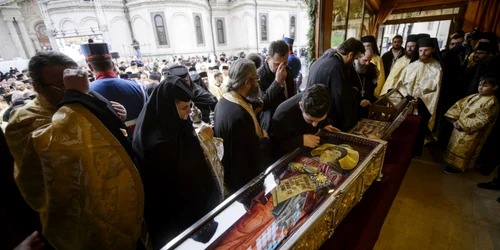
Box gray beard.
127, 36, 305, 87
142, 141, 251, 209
354, 63, 367, 74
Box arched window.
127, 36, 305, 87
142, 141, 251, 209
217, 19, 225, 44
290, 16, 296, 39
260, 15, 267, 41
154, 14, 168, 45
195, 15, 204, 45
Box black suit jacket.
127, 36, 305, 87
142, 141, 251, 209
381, 48, 404, 80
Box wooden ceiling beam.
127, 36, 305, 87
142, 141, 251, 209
366, 0, 381, 12
391, 0, 466, 10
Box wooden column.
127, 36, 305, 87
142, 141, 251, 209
314, 0, 333, 59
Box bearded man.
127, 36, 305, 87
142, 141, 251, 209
381, 35, 404, 78
361, 35, 385, 97
214, 58, 269, 193
380, 34, 419, 95
400, 37, 443, 145
351, 48, 378, 118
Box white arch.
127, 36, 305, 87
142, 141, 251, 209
59, 18, 77, 31
80, 16, 99, 29
110, 16, 128, 26
171, 13, 194, 51
271, 15, 286, 40
29, 19, 44, 33
170, 12, 192, 26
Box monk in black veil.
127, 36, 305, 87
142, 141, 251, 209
133, 75, 223, 249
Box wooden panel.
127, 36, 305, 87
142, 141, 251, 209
315, 0, 333, 58
391, 0, 466, 10
463, 0, 480, 31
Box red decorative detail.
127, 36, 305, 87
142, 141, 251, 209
95, 71, 117, 80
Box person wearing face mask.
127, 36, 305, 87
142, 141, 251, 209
351, 48, 378, 118
269, 84, 339, 161
380, 34, 419, 96
307, 38, 365, 131
214, 58, 270, 194
168, 65, 217, 123
5, 61, 146, 248
133, 75, 224, 248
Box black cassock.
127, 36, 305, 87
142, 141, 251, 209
269, 93, 328, 161
307, 49, 359, 131
214, 98, 267, 194
133, 76, 222, 249
257, 61, 296, 132
349, 63, 378, 119
189, 83, 217, 123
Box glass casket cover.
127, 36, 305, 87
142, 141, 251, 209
368, 88, 408, 122
163, 131, 387, 250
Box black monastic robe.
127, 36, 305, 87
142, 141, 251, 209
350, 63, 378, 119
269, 93, 328, 160
257, 61, 296, 132
214, 98, 267, 194
307, 49, 359, 131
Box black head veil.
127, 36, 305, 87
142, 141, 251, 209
133, 74, 193, 154
132, 75, 222, 248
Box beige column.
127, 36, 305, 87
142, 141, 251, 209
5, 20, 27, 59
17, 20, 37, 57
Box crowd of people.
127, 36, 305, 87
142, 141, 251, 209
1, 28, 500, 250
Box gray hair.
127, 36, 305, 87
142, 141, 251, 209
227, 58, 256, 92
364, 47, 374, 56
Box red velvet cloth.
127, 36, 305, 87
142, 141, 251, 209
320, 115, 421, 250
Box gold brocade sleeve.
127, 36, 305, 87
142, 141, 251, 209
380, 57, 410, 96
455, 95, 499, 134
372, 55, 386, 98
31, 103, 144, 250
5, 97, 57, 213
444, 95, 469, 121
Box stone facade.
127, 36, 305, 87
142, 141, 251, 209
0, 0, 309, 62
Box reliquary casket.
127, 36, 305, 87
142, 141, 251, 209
350, 88, 411, 140
163, 131, 387, 250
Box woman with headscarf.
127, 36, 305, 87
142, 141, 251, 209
133, 75, 224, 249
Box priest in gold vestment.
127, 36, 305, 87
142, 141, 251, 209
5, 52, 146, 249
443, 77, 499, 173
380, 34, 419, 96
399, 37, 443, 133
